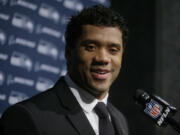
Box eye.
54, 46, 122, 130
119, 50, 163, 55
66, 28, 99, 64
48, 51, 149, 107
109, 47, 120, 54
108, 44, 122, 54
85, 44, 96, 52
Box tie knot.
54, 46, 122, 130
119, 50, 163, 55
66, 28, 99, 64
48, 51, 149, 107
94, 102, 109, 118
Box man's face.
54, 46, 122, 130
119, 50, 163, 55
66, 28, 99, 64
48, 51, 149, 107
66, 25, 123, 99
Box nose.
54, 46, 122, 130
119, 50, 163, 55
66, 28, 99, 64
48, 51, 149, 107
92, 48, 111, 66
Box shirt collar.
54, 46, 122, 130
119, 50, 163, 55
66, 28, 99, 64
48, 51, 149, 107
64, 74, 109, 113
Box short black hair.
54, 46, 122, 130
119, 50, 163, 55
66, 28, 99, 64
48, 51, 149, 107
65, 5, 128, 49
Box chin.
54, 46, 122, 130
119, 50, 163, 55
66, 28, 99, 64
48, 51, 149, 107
86, 79, 111, 93
92, 85, 109, 93
92, 81, 111, 91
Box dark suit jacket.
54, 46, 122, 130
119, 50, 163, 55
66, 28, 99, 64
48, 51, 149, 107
0, 77, 129, 135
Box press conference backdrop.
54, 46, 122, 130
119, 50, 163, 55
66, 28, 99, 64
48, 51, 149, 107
0, 0, 110, 116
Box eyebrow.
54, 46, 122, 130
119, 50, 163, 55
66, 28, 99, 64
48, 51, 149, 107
80, 39, 122, 49
80, 39, 100, 46
109, 43, 122, 48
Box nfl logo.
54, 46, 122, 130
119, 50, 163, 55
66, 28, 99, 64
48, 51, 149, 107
144, 99, 162, 118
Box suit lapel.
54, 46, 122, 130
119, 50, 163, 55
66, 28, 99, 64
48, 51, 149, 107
53, 77, 96, 135
67, 111, 96, 135
107, 103, 123, 135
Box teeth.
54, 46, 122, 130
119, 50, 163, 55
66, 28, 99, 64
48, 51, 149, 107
96, 71, 106, 74
100, 72, 105, 74
91, 69, 109, 74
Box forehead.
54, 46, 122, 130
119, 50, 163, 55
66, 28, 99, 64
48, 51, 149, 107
80, 25, 122, 43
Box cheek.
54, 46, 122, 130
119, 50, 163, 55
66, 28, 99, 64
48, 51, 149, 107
114, 54, 122, 66
113, 57, 123, 73
76, 53, 92, 72
77, 59, 92, 83
79, 58, 92, 72
78, 50, 93, 65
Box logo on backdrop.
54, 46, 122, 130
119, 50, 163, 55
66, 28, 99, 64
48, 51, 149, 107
8, 90, 28, 105
10, 51, 33, 72
0, 93, 6, 101
0, 53, 9, 61
10, 0, 38, 11
63, 0, 84, 11
0, 12, 10, 21
0, 29, 7, 45
35, 77, 54, 92
0, 71, 5, 85
7, 75, 34, 87
37, 40, 58, 60
36, 24, 61, 38
39, 3, 60, 23
12, 12, 34, 33
8, 35, 36, 48
34, 62, 60, 74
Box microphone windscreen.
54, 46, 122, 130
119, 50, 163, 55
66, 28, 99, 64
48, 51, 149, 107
134, 89, 144, 100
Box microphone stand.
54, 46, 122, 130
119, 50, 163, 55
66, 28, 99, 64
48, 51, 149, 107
167, 117, 180, 133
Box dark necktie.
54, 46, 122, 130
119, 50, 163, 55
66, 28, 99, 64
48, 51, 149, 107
94, 102, 115, 135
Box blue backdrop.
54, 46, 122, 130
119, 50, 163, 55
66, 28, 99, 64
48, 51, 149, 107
0, 0, 110, 116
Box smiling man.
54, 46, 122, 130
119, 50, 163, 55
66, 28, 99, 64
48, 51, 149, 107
67, 25, 123, 100
0, 5, 129, 135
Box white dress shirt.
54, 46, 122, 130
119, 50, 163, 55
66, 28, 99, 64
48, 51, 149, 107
65, 75, 109, 135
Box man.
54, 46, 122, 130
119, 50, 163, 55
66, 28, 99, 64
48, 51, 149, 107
0, 5, 129, 135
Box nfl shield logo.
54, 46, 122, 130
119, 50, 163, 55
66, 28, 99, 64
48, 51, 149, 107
144, 99, 162, 118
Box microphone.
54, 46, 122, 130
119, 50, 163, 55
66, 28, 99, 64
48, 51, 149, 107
134, 89, 180, 133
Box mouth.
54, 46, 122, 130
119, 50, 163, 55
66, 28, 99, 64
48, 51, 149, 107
90, 68, 111, 80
